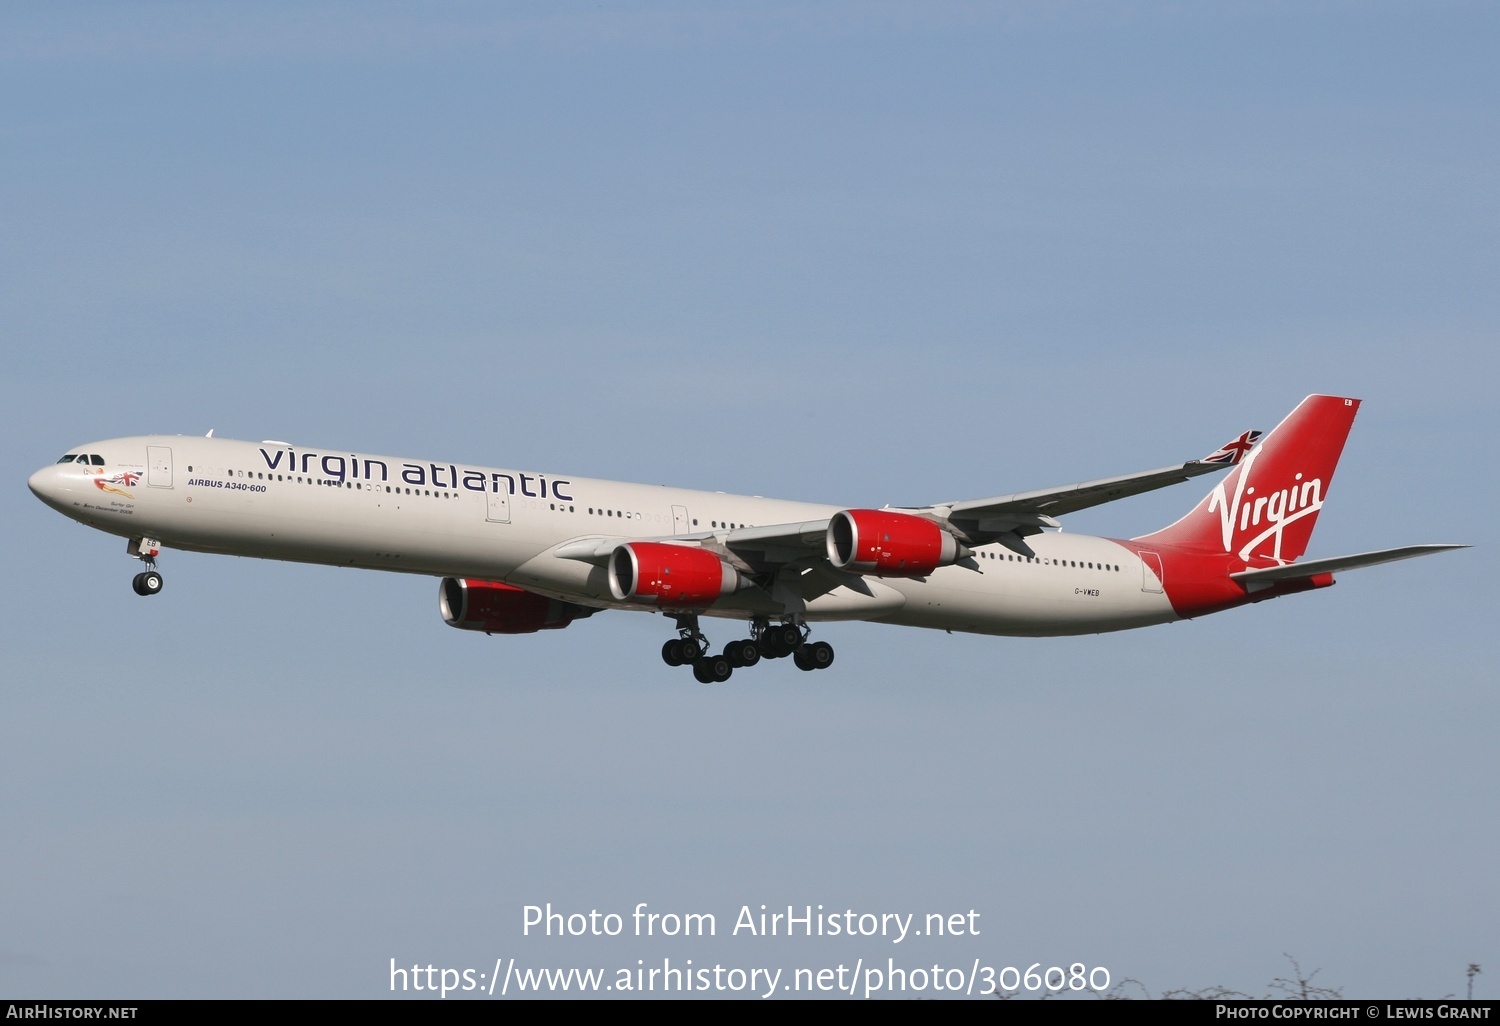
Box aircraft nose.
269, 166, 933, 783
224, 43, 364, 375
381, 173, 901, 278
28, 465, 69, 508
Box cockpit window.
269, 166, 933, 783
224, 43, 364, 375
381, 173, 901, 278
56, 454, 78, 463
90, 455, 105, 465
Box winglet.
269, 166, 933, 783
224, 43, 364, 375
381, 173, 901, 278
1201, 430, 1261, 465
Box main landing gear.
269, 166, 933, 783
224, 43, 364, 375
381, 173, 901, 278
128, 537, 163, 597
659, 615, 731, 683
659, 615, 835, 684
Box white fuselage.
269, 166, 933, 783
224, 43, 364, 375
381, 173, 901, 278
29, 435, 1181, 638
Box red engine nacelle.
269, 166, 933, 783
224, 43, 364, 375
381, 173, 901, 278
439, 578, 593, 634
608, 542, 742, 608
826, 509, 962, 577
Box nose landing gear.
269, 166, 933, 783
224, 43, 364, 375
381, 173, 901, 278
127, 537, 163, 597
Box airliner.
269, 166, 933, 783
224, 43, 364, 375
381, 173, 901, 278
28, 395, 1463, 683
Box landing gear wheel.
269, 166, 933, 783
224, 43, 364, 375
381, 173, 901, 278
758, 627, 798, 659
679, 638, 702, 662
791, 640, 833, 672
662, 639, 685, 666
132, 571, 163, 597
724, 639, 760, 668
692, 656, 732, 684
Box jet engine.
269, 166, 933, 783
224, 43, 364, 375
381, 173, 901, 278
826, 509, 965, 577
439, 578, 594, 634
608, 542, 742, 608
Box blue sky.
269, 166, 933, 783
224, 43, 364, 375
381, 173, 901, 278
3, 1, 1495, 999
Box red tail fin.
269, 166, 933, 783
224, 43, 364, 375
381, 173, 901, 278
1135, 395, 1361, 564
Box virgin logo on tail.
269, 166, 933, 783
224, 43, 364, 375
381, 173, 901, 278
1134, 395, 1357, 564
1206, 444, 1323, 562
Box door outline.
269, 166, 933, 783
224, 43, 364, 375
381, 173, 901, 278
1140, 550, 1164, 593
146, 446, 173, 489
486, 483, 511, 523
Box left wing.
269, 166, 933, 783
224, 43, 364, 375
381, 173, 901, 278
927, 430, 1262, 535
552, 430, 1259, 574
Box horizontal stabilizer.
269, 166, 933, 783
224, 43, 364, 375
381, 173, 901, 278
1230, 544, 1468, 584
